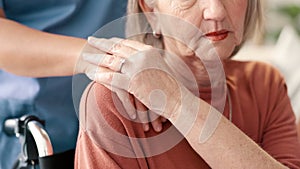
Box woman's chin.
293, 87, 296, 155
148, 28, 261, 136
213, 45, 235, 60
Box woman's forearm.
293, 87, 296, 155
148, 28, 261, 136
170, 99, 287, 169
0, 18, 86, 77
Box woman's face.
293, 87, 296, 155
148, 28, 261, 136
151, 0, 248, 60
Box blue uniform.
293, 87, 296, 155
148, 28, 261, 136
0, 0, 127, 168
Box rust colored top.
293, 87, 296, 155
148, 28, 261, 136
298, 122, 300, 141
75, 60, 300, 169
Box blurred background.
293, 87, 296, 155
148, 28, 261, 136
234, 0, 300, 122
258, 0, 300, 44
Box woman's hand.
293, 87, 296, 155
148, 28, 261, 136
83, 37, 196, 123
77, 39, 166, 132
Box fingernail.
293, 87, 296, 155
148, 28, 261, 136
130, 114, 136, 119
155, 125, 162, 132
144, 124, 149, 131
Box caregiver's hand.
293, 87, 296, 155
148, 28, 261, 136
84, 37, 196, 123
80, 38, 166, 132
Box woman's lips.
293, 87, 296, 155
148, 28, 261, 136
204, 30, 229, 41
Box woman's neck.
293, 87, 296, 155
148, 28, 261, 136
163, 47, 211, 89
181, 55, 211, 87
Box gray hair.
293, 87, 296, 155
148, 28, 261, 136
126, 0, 262, 55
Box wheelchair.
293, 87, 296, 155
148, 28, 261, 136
4, 115, 74, 169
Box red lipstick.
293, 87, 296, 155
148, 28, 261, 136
205, 30, 229, 41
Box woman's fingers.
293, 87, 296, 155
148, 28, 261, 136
84, 37, 138, 73
88, 37, 115, 52
88, 37, 137, 58
135, 98, 150, 132
110, 37, 152, 51
149, 110, 163, 132
135, 99, 163, 133
83, 53, 125, 72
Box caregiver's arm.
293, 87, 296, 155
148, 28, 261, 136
0, 13, 85, 77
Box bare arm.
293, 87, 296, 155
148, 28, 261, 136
169, 100, 288, 169
0, 10, 86, 77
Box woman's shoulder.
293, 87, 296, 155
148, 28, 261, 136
79, 82, 126, 131
79, 82, 111, 115
80, 82, 121, 111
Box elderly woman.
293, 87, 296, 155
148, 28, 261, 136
75, 0, 300, 168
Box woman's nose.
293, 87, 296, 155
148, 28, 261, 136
202, 0, 226, 21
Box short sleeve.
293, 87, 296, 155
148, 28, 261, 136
0, 0, 3, 8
